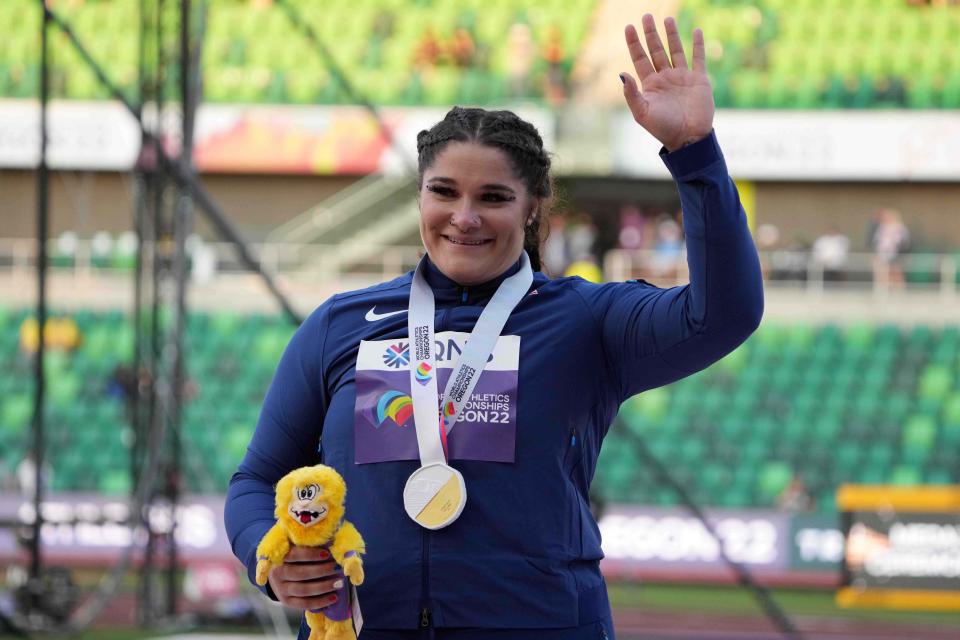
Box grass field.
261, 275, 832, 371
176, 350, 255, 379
608, 582, 960, 627
5, 582, 958, 639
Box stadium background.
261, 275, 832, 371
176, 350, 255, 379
1, 0, 959, 638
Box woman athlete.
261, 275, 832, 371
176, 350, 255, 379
226, 14, 763, 639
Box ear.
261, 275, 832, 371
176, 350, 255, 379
526, 199, 542, 226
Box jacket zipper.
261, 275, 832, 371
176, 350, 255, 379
420, 529, 431, 627
420, 606, 431, 628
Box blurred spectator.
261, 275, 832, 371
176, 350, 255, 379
16, 452, 53, 502
811, 226, 850, 283
870, 208, 910, 290
447, 27, 477, 68
566, 213, 597, 263
91, 231, 113, 269
507, 22, 534, 98
106, 364, 139, 404
541, 26, 567, 106
543, 215, 570, 276
777, 474, 814, 513
564, 255, 603, 283
755, 223, 780, 279
769, 234, 811, 282
413, 27, 442, 71
617, 205, 645, 251
372, 9, 396, 41
650, 214, 684, 280
187, 234, 218, 286
506, 22, 535, 98
873, 76, 906, 107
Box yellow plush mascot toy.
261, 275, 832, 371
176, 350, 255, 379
255, 465, 365, 640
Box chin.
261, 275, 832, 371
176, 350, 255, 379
445, 265, 490, 286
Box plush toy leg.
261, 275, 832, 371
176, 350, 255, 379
304, 611, 326, 640
323, 617, 356, 640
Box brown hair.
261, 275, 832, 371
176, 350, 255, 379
416, 106, 553, 271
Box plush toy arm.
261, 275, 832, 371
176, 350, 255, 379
331, 520, 365, 586
254, 523, 291, 586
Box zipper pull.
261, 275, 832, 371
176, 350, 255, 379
420, 607, 431, 628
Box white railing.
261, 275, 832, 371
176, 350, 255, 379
603, 248, 959, 298
0, 238, 957, 297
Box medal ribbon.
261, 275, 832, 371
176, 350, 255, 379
408, 253, 533, 467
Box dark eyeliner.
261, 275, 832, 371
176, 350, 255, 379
426, 184, 456, 196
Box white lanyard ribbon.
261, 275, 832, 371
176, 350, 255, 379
407, 252, 533, 467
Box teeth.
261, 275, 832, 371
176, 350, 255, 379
447, 237, 486, 245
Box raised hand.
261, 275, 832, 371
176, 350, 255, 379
620, 14, 715, 152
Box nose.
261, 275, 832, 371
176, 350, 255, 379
449, 200, 481, 231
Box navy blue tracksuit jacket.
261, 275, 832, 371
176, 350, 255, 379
225, 131, 764, 632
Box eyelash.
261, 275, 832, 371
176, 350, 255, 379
426, 185, 514, 203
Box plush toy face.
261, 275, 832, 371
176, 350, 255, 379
274, 465, 347, 544
289, 482, 328, 527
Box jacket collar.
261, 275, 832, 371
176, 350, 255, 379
421, 254, 525, 303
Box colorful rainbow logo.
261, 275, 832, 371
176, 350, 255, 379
375, 391, 413, 427
442, 400, 456, 426
415, 362, 433, 385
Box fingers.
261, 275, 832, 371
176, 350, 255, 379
641, 14, 671, 72
284, 576, 344, 599
692, 28, 706, 74
624, 24, 655, 82
275, 558, 340, 582
626, 15, 704, 75
284, 592, 340, 612
285, 546, 330, 562
619, 72, 649, 124
664, 17, 687, 70
268, 557, 344, 610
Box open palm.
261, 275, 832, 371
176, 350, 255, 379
621, 14, 715, 152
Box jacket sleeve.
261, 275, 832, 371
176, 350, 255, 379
223, 300, 333, 596
576, 130, 764, 402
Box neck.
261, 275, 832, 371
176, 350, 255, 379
423, 254, 526, 290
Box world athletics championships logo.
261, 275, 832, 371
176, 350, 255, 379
376, 391, 413, 427
442, 400, 456, 426
415, 362, 433, 385
382, 342, 410, 368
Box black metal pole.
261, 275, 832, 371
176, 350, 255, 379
44, 5, 302, 326
164, 0, 199, 616
30, 0, 51, 592
131, 0, 148, 500
620, 422, 804, 640
141, 0, 167, 623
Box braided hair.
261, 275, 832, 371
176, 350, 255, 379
416, 106, 554, 271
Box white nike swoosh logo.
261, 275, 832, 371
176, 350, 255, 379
365, 306, 407, 322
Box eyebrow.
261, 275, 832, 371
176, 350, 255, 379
427, 177, 516, 193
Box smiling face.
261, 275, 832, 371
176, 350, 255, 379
419, 141, 535, 287
288, 482, 328, 528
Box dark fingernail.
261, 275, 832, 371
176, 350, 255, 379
328, 594, 338, 603
618, 73, 626, 85
319, 550, 329, 559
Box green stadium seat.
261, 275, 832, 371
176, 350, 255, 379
902, 414, 937, 455
1, 393, 33, 438
99, 469, 132, 495
757, 461, 792, 502
890, 464, 922, 486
